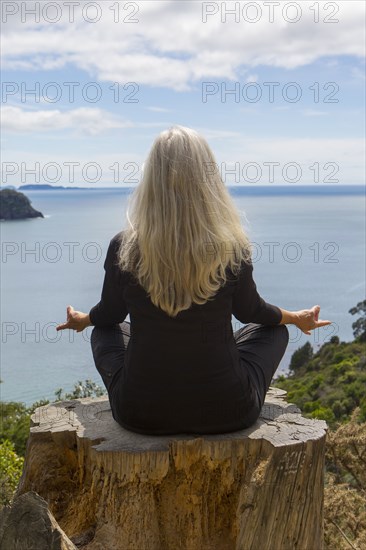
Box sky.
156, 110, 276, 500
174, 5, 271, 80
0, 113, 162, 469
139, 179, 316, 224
1, 0, 365, 187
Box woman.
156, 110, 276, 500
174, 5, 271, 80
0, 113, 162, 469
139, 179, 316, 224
56, 125, 331, 435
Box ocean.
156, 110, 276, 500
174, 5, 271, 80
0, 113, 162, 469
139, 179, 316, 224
1, 185, 365, 406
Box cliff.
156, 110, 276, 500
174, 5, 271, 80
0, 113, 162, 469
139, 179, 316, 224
0, 189, 44, 220
5, 388, 327, 550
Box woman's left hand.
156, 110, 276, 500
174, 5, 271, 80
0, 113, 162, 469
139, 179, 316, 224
56, 305, 91, 332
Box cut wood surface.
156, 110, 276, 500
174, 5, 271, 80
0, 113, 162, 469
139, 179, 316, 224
15, 388, 327, 550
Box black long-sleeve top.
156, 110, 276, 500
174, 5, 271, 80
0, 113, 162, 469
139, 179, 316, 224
89, 231, 282, 434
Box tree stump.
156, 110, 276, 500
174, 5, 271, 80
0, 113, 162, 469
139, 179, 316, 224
15, 388, 327, 550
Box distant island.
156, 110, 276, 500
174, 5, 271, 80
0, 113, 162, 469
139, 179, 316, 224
18, 184, 89, 190
0, 189, 44, 220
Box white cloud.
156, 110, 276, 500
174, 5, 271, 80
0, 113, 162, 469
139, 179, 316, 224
146, 106, 172, 113
2, 134, 363, 186
302, 109, 329, 117
240, 106, 260, 115
351, 67, 366, 81
1, 1, 365, 90
1, 106, 133, 134
182, 134, 364, 186
195, 128, 242, 140
246, 74, 259, 83
1, 106, 169, 135
325, 59, 340, 68
0, 149, 145, 188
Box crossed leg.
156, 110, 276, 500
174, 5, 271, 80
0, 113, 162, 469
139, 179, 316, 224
90, 321, 131, 394
233, 323, 289, 426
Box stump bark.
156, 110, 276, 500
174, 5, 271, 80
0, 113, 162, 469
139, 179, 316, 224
15, 388, 327, 550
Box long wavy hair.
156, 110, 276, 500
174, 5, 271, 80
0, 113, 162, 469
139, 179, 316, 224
118, 125, 252, 317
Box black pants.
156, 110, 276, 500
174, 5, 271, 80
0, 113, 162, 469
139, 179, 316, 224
91, 321, 289, 429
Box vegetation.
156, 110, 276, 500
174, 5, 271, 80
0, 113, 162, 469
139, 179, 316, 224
274, 338, 366, 427
273, 302, 366, 549
0, 440, 25, 508
323, 409, 366, 550
349, 299, 366, 342
0, 379, 106, 506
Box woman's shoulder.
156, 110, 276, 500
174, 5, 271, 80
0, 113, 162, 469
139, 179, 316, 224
225, 257, 252, 277
104, 230, 129, 269
107, 230, 139, 283
110, 229, 128, 246
107, 229, 130, 257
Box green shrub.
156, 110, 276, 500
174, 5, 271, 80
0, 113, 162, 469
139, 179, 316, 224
0, 402, 31, 456
310, 407, 335, 424
309, 374, 324, 391
349, 300, 366, 342
289, 341, 313, 373
0, 439, 24, 507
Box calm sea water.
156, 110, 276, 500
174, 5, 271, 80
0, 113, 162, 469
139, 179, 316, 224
1, 186, 365, 405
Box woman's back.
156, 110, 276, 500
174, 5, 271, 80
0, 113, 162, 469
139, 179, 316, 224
90, 231, 282, 435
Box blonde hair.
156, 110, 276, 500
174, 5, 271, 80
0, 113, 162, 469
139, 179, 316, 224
118, 125, 252, 317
